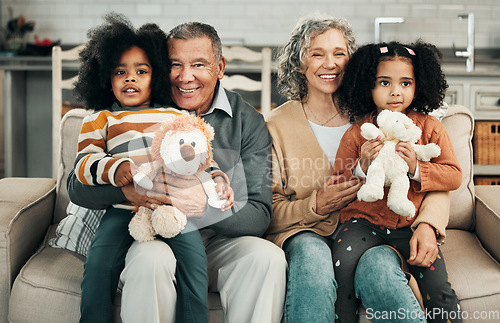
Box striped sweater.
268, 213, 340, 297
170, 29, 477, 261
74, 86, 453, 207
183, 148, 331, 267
75, 104, 221, 188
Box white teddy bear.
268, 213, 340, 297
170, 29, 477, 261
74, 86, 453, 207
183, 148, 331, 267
357, 110, 441, 217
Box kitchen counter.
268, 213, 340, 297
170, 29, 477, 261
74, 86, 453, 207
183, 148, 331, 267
0, 54, 272, 73
0, 55, 79, 71
443, 63, 500, 77
1, 45, 500, 76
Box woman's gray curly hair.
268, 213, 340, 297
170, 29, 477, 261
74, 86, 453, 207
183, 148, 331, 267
277, 13, 356, 101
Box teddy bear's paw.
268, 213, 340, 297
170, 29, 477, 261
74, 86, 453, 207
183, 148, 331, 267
152, 206, 187, 239
133, 173, 154, 190
388, 200, 415, 218
129, 214, 156, 242
357, 184, 384, 202
422, 143, 441, 161
208, 196, 227, 209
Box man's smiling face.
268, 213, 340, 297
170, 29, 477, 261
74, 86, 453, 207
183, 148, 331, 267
168, 36, 225, 115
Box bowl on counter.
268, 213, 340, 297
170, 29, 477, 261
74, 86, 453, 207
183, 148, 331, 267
19, 40, 61, 56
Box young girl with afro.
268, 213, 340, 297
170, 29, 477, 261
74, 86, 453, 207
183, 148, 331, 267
331, 40, 463, 322
73, 13, 232, 323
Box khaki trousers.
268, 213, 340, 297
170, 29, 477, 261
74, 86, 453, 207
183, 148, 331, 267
120, 231, 287, 323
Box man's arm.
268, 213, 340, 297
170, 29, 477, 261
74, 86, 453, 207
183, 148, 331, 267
67, 168, 126, 209
208, 109, 273, 238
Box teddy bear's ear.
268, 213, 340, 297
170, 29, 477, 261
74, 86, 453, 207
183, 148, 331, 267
198, 118, 215, 141
376, 109, 391, 127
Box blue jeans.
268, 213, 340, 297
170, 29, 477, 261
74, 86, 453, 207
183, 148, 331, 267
283, 232, 336, 323
283, 232, 424, 323
355, 246, 426, 323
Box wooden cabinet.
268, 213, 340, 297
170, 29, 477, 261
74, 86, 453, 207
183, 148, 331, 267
444, 71, 500, 180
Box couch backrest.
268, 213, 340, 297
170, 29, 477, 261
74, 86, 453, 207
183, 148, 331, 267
53, 105, 476, 229
54, 108, 92, 223
441, 104, 475, 230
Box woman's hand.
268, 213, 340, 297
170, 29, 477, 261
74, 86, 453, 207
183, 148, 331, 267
407, 222, 438, 267
359, 137, 384, 174
315, 174, 363, 215
396, 142, 418, 176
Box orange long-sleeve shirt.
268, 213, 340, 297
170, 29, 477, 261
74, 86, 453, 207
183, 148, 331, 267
332, 110, 462, 229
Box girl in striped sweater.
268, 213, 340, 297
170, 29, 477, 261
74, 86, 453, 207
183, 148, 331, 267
72, 14, 232, 323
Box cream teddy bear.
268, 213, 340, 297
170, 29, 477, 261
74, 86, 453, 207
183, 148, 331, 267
130, 114, 226, 242
357, 110, 441, 217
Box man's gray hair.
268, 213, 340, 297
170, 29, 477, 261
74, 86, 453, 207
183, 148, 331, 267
168, 22, 223, 62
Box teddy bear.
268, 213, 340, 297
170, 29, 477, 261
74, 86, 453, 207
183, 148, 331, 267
129, 114, 227, 242
356, 110, 441, 217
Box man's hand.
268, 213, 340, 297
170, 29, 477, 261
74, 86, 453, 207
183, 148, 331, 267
407, 222, 439, 267
147, 172, 208, 217
121, 183, 158, 210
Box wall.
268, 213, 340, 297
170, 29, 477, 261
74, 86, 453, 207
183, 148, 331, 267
1, 0, 500, 49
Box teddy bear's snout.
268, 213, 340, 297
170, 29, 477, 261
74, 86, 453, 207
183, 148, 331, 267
180, 144, 196, 162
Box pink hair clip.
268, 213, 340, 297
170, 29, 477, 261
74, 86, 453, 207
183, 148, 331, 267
405, 47, 416, 55
380, 46, 388, 53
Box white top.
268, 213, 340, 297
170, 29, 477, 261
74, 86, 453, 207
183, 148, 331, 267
308, 121, 352, 166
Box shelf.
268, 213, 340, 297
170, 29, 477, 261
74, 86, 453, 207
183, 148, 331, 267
473, 164, 500, 176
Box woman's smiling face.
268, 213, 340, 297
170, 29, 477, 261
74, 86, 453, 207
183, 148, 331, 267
303, 28, 349, 98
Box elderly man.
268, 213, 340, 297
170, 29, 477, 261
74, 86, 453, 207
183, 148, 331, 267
67, 21, 286, 323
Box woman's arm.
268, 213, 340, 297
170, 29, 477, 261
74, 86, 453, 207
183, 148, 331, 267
409, 190, 450, 267
266, 145, 361, 235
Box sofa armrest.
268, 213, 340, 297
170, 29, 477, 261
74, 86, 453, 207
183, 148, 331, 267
0, 178, 56, 300
474, 185, 500, 262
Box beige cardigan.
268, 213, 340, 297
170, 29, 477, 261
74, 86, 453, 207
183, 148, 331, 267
265, 100, 450, 248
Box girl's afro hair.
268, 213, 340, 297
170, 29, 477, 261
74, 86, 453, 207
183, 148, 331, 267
337, 39, 448, 123
73, 13, 171, 110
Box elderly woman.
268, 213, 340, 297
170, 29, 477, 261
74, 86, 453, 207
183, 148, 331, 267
265, 13, 449, 322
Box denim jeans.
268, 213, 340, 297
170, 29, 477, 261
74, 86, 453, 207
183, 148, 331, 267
283, 231, 336, 323
355, 245, 426, 323
283, 232, 425, 323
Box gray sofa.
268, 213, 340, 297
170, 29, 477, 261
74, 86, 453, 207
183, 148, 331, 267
1, 104, 499, 322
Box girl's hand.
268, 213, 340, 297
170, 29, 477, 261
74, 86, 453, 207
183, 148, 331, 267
114, 161, 137, 187
359, 136, 384, 174
315, 174, 363, 215
407, 223, 438, 267
396, 142, 417, 175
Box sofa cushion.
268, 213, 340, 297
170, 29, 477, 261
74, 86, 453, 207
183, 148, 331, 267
49, 202, 105, 257
440, 229, 500, 314
9, 225, 84, 323
441, 105, 475, 230
9, 225, 122, 323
